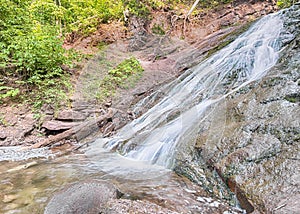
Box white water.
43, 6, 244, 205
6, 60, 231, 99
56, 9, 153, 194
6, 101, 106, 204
0, 10, 291, 166
100, 11, 294, 168
0, 6, 298, 214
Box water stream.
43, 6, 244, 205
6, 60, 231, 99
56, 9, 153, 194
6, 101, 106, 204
103, 9, 293, 168
0, 145, 214, 213
0, 5, 298, 214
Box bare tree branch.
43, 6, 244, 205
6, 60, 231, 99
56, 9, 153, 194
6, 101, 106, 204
186, 0, 201, 18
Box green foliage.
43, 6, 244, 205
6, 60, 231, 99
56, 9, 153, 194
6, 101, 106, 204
96, 57, 144, 101
29, 0, 66, 25
0, 0, 245, 108
277, 0, 294, 8
152, 23, 166, 35
148, 0, 166, 10
0, 0, 76, 108
97, 41, 109, 50
0, 85, 20, 103
62, 0, 123, 35
108, 57, 144, 84
32, 72, 73, 110
123, 0, 151, 18
285, 94, 299, 103
10, 28, 68, 80
0, 1, 69, 74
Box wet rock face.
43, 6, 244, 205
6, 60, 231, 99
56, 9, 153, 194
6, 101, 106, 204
179, 5, 300, 213
44, 180, 121, 214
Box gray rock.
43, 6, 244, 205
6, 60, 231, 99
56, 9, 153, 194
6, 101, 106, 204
56, 110, 86, 121
104, 199, 180, 214
71, 101, 91, 111
174, 5, 300, 213
44, 180, 121, 214
41, 104, 54, 115
42, 121, 81, 131
0, 131, 7, 140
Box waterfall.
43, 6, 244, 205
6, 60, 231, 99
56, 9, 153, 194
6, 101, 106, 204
97, 8, 295, 168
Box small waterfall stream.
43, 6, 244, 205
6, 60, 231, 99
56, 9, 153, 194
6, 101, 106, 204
0, 5, 299, 213
100, 10, 293, 168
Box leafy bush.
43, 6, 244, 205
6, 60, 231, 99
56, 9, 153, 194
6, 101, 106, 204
62, 0, 124, 36
122, 0, 151, 18
0, 86, 20, 103
0, 0, 74, 107
10, 27, 68, 80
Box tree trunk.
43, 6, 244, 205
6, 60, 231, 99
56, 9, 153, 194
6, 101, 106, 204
55, 0, 62, 36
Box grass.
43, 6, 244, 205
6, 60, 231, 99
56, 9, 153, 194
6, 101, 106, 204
152, 23, 166, 35
96, 57, 144, 102
285, 94, 299, 103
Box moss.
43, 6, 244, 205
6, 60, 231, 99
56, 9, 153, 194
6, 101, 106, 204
277, 0, 294, 8
285, 94, 300, 103
97, 41, 108, 51
206, 21, 255, 58
207, 39, 232, 58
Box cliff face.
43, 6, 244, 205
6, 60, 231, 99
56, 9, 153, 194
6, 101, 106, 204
175, 4, 300, 213
128, 0, 277, 72
149, 0, 277, 44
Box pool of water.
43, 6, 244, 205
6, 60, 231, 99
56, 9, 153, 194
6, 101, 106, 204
0, 141, 218, 214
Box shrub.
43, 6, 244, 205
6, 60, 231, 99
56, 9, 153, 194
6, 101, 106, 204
96, 57, 144, 101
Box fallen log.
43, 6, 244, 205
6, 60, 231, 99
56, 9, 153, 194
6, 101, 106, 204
26, 108, 116, 149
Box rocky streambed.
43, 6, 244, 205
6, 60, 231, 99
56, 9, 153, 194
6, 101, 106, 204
2, 1, 299, 214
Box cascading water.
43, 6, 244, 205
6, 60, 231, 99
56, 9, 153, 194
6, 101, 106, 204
1, 5, 299, 214
100, 8, 295, 168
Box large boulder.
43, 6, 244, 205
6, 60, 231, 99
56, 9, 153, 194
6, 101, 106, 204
175, 6, 300, 213
44, 180, 122, 214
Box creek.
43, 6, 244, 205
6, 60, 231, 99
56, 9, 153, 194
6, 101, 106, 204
0, 4, 299, 213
